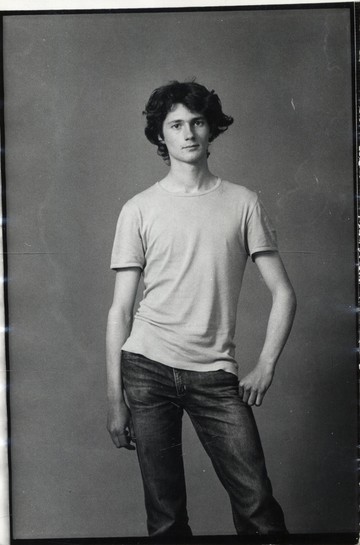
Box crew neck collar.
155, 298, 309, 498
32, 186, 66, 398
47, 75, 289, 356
156, 177, 222, 197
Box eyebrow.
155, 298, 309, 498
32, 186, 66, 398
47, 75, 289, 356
166, 115, 206, 125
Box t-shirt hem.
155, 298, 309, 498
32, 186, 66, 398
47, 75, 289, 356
110, 262, 144, 270
250, 246, 278, 261
121, 343, 238, 376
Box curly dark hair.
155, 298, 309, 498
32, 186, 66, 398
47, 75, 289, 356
143, 80, 234, 162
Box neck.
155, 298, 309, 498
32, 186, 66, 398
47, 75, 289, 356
161, 159, 217, 194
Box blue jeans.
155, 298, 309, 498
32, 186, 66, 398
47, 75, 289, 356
121, 350, 288, 538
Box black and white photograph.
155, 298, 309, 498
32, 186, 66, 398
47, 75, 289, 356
1, 1, 358, 542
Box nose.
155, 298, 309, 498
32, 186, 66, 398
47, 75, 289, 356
184, 124, 195, 140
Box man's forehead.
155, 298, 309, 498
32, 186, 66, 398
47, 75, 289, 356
165, 103, 203, 121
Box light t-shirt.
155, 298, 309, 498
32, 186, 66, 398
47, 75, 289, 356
110, 179, 277, 375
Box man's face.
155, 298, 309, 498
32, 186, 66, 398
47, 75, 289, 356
161, 103, 211, 165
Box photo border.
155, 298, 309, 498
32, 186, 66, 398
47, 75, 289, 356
1, 2, 358, 544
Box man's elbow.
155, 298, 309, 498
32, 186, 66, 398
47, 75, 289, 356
274, 284, 297, 314
282, 285, 297, 316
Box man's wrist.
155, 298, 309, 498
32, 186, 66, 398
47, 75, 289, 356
256, 356, 277, 373
107, 395, 127, 409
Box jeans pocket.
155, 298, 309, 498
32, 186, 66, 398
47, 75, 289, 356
216, 369, 239, 383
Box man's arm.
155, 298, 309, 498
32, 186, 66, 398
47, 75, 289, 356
239, 251, 297, 407
106, 267, 141, 449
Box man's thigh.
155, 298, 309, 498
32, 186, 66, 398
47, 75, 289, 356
121, 350, 184, 452
182, 369, 267, 477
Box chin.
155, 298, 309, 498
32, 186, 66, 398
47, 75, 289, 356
183, 151, 206, 162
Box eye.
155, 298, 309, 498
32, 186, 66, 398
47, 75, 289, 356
194, 119, 205, 127
171, 123, 181, 130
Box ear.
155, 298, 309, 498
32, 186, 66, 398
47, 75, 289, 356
158, 135, 164, 143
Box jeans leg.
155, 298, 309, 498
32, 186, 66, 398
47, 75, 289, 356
183, 369, 288, 535
121, 352, 192, 538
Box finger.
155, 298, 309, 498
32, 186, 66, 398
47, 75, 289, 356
124, 428, 137, 447
255, 391, 264, 407
122, 431, 136, 450
117, 437, 136, 450
122, 442, 136, 451
242, 387, 250, 404
238, 383, 244, 398
247, 390, 257, 406
110, 429, 134, 450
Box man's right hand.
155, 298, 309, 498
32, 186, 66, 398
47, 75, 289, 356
107, 402, 136, 450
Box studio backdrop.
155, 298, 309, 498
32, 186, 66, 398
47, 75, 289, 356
3, 6, 357, 539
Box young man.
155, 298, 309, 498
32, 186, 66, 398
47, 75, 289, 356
106, 81, 296, 538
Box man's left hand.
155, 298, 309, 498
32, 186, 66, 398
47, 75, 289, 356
239, 365, 274, 407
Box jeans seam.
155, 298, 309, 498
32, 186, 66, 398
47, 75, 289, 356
173, 368, 186, 397
186, 409, 236, 495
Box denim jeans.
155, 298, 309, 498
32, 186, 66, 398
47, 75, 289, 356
121, 350, 287, 538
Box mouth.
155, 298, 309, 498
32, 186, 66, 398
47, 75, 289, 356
183, 144, 199, 149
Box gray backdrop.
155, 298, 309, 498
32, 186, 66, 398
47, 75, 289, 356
4, 7, 357, 539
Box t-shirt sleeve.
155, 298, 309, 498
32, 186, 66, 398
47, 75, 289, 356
110, 201, 145, 270
245, 197, 278, 261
